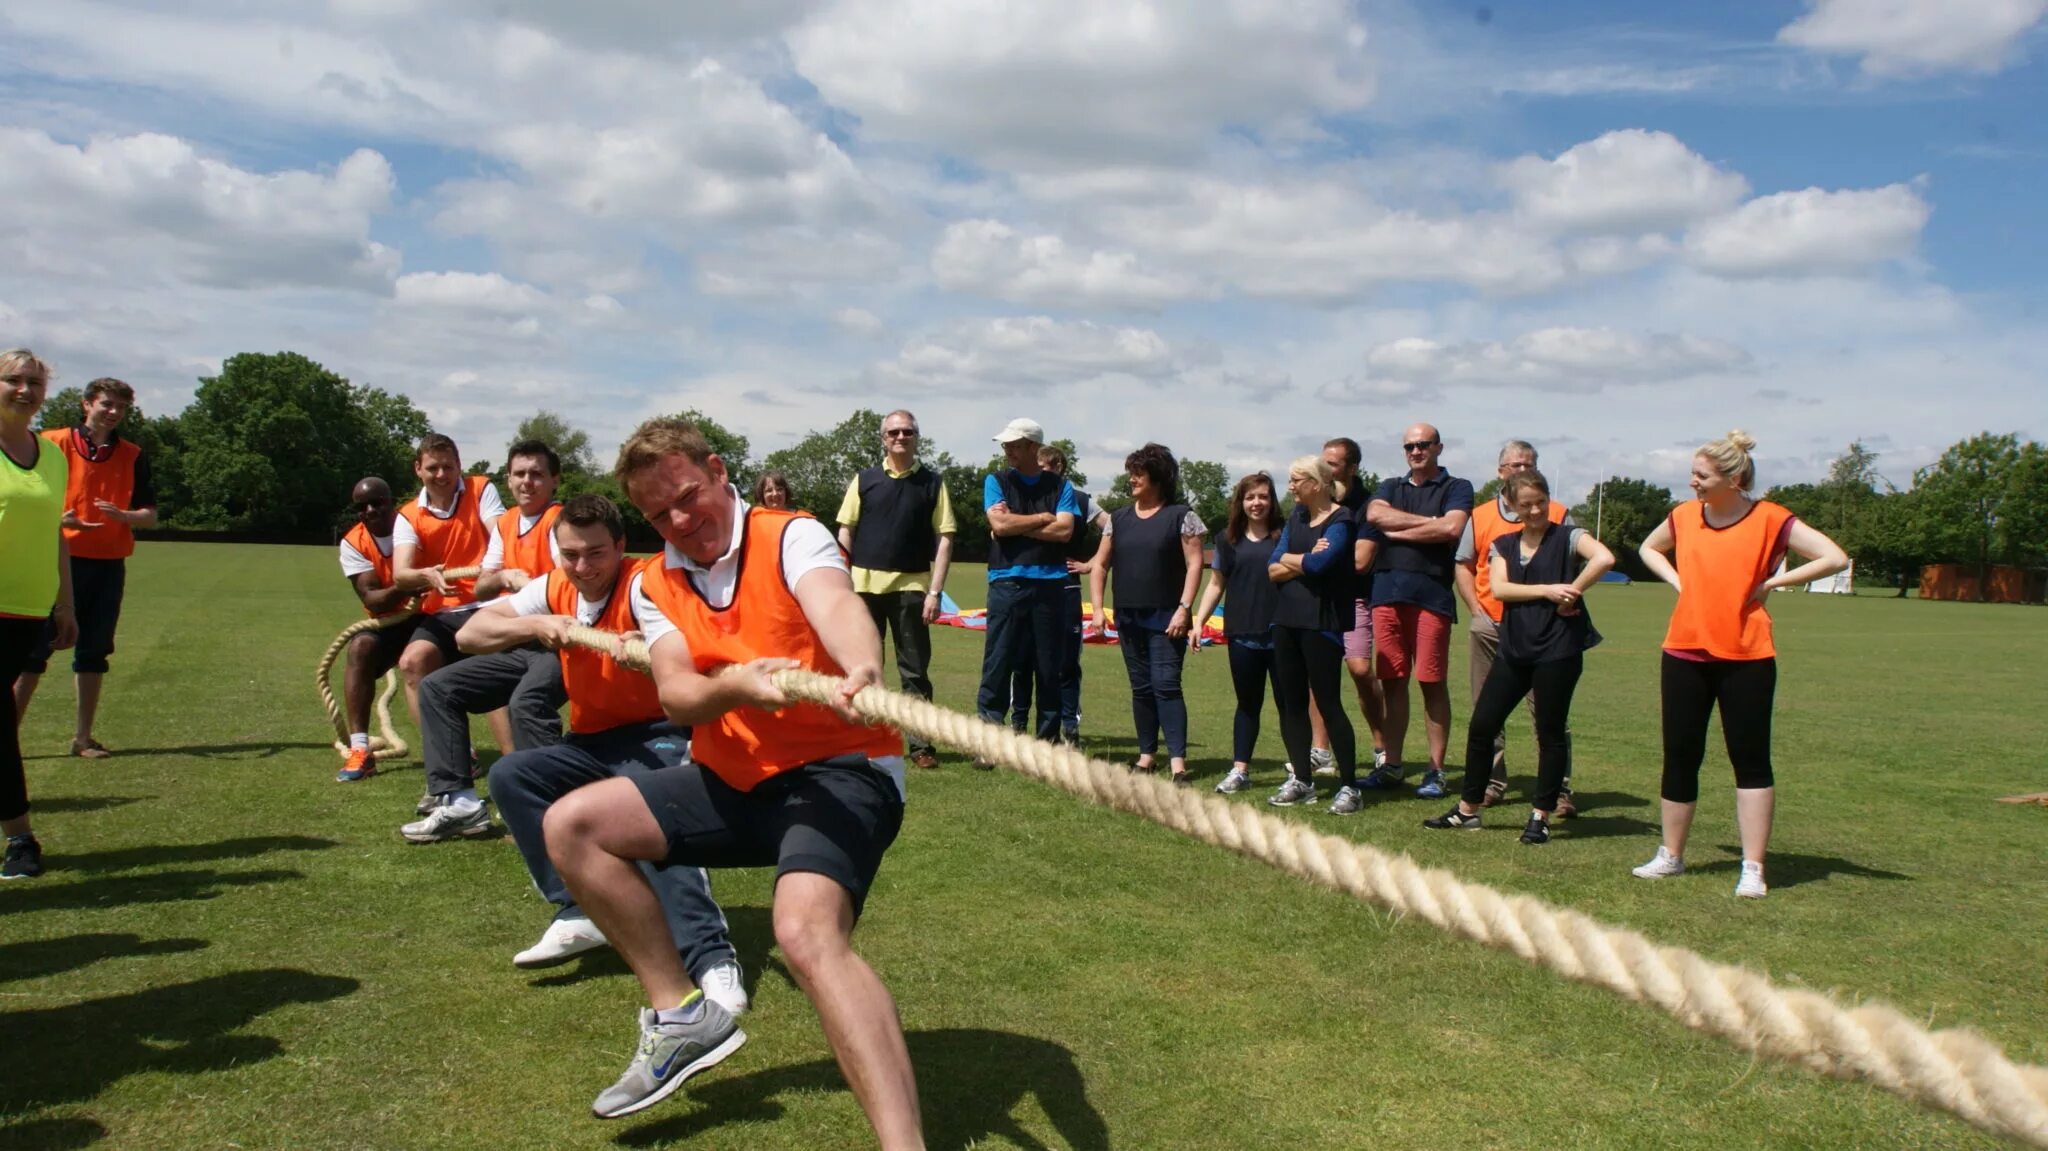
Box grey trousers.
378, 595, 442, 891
419, 645, 566, 797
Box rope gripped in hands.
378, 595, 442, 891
314, 565, 484, 760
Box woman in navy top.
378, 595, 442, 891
1266, 456, 1377, 814
1425, 470, 1613, 843
1192, 472, 1284, 795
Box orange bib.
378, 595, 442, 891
496, 503, 561, 584
1662, 499, 1796, 660
546, 561, 663, 735
48, 428, 140, 560
342, 522, 404, 619
400, 475, 493, 613
1469, 496, 1568, 623
639, 507, 901, 791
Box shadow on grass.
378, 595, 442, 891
81, 741, 336, 760
23, 796, 147, 814
0, 869, 304, 916
0, 934, 208, 983
616, 1028, 1108, 1151
0, 1116, 107, 1150
57, 836, 338, 875
1554, 814, 1660, 840
0, 968, 358, 1115
1696, 847, 1912, 889
528, 907, 776, 993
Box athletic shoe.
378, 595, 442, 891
1480, 778, 1509, 808
400, 800, 493, 844
1268, 778, 1317, 807
1373, 747, 1388, 771
1215, 768, 1251, 794
1414, 769, 1448, 799
1553, 790, 1579, 820
1735, 861, 1768, 899
1421, 805, 1483, 830
514, 916, 609, 968
698, 959, 749, 1016
416, 790, 440, 816
1631, 846, 1685, 879
1327, 785, 1364, 815
1170, 770, 1193, 787
1359, 764, 1405, 790
336, 748, 377, 782
1309, 746, 1337, 777
908, 749, 941, 770
1059, 729, 1081, 748
1519, 814, 1550, 845
591, 1003, 747, 1119
1, 835, 44, 880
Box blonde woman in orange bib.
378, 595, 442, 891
1632, 431, 1847, 898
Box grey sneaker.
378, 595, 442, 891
1309, 746, 1338, 777
1215, 768, 1251, 794
592, 1003, 747, 1119
400, 800, 493, 843
416, 790, 439, 816
1268, 777, 1317, 807
1327, 785, 1364, 815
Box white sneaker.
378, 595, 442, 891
1735, 861, 1767, 899
514, 916, 609, 968
1309, 746, 1338, 777
698, 958, 749, 1017
1632, 846, 1685, 879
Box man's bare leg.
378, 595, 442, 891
1380, 675, 1410, 766
543, 778, 697, 1009
1420, 680, 1451, 772
74, 672, 104, 747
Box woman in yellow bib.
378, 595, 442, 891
0, 349, 78, 880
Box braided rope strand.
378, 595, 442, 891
314, 566, 483, 760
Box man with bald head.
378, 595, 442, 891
335, 476, 439, 781
1363, 423, 1474, 801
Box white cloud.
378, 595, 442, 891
1778, 0, 2048, 76
787, 0, 1374, 166
1353, 328, 1752, 395
861, 316, 1180, 395
832, 307, 887, 337
0, 128, 397, 291
1684, 183, 1930, 278
394, 271, 546, 313
1500, 129, 1750, 235
931, 219, 1204, 309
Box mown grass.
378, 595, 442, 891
3, 543, 2044, 1150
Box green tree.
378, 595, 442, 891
510, 411, 595, 475
34, 386, 193, 524
1999, 441, 2048, 568
175, 351, 429, 534
1914, 432, 2023, 598
1569, 476, 1675, 581
761, 409, 908, 528
659, 409, 756, 494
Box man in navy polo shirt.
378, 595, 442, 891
1363, 422, 1474, 800
975, 418, 1078, 748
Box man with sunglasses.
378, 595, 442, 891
1363, 423, 1474, 801
336, 476, 440, 779
835, 410, 955, 770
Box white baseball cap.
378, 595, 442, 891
992, 417, 1045, 445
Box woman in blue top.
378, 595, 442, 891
1091, 444, 1206, 784
1267, 456, 1378, 814
1192, 472, 1285, 795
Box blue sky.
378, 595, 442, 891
0, 0, 2041, 500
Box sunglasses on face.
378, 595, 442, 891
1403, 440, 1439, 452
355, 500, 391, 512
883, 428, 918, 439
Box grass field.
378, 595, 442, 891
4, 542, 2046, 1150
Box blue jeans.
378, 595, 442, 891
977, 577, 1065, 741
1119, 620, 1189, 758
1009, 581, 1083, 734
490, 720, 735, 981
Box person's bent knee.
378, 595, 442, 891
541, 792, 601, 863
773, 890, 852, 979
1732, 764, 1775, 790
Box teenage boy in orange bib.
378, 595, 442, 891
15, 377, 156, 758
542, 419, 919, 1145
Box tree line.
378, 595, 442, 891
45, 351, 2046, 590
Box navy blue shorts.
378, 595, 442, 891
28, 557, 124, 675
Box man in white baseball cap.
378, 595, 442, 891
976, 417, 1078, 749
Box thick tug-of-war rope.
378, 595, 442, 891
314, 566, 483, 761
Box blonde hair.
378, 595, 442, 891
0, 348, 50, 383
1288, 454, 1334, 497
1697, 429, 1759, 491
615, 417, 716, 484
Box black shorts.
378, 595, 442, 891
631, 753, 906, 917
348, 618, 415, 680
404, 612, 468, 665
28, 556, 125, 675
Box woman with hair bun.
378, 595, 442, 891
1632, 430, 1848, 898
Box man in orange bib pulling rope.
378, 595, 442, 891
542, 418, 920, 1145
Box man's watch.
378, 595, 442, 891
1176, 601, 1191, 612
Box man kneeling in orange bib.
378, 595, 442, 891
543, 419, 919, 1146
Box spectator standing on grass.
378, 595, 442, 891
0, 349, 74, 880
1454, 439, 1581, 816
1196, 472, 1285, 796
1089, 443, 1206, 785
1425, 470, 1612, 844
836, 409, 955, 771
1321, 436, 1389, 775
752, 470, 793, 512
542, 418, 919, 1143
1010, 444, 1108, 745
1266, 456, 1378, 815
976, 418, 1078, 746
1362, 422, 1473, 801
1632, 431, 1848, 899
403, 440, 570, 827
14, 376, 155, 760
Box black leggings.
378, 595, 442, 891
1226, 639, 1278, 764
1660, 653, 1776, 803
1272, 626, 1354, 786
1460, 654, 1581, 812
2, 615, 45, 823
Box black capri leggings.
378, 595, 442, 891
2, 614, 46, 823
1659, 653, 1776, 803
1461, 654, 1581, 813
1272, 626, 1354, 787
1226, 639, 1278, 764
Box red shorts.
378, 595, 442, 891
1372, 603, 1450, 682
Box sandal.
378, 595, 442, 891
70, 737, 113, 760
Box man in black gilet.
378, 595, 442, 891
836, 409, 956, 770
976, 418, 1079, 745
